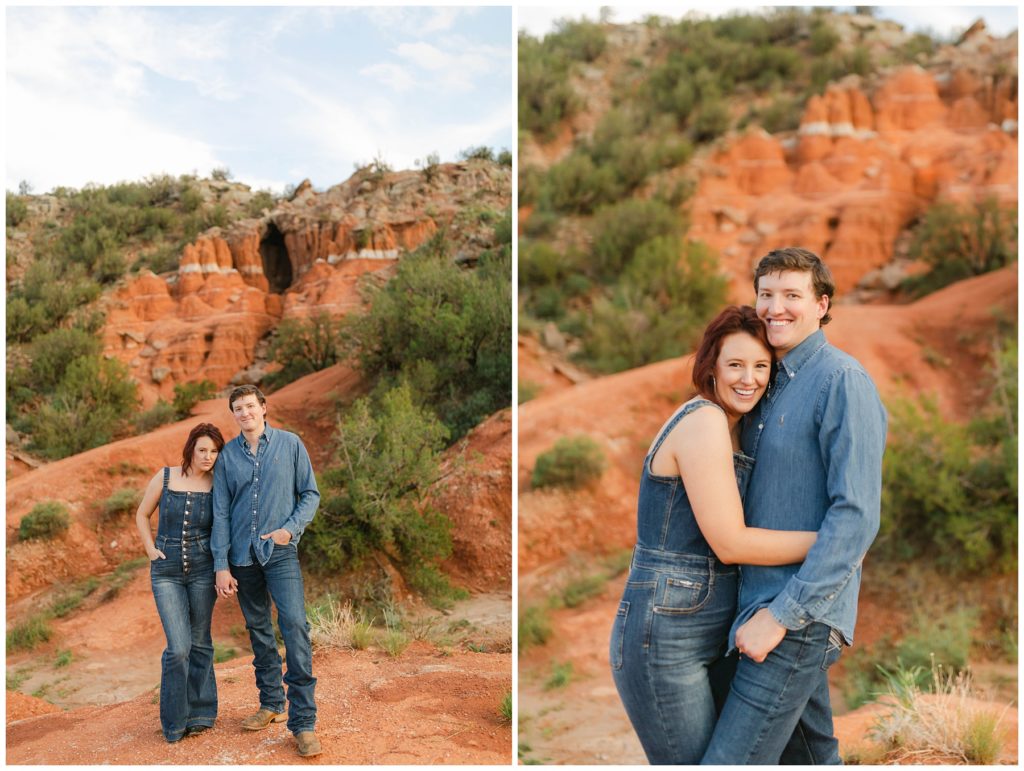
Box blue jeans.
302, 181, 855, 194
611, 547, 738, 764
150, 538, 218, 742
701, 622, 843, 764
231, 543, 316, 734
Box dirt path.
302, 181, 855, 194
7, 591, 512, 764
7, 642, 511, 764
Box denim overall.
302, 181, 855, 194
610, 400, 754, 765
150, 467, 217, 742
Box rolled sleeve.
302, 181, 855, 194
770, 368, 887, 631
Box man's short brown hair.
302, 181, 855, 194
228, 385, 267, 412
753, 247, 835, 325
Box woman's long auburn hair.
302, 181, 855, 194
181, 423, 225, 477
691, 306, 774, 407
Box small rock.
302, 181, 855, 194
152, 367, 171, 383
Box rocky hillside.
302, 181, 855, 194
523, 14, 1015, 298
98, 162, 510, 406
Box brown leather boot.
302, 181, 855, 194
295, 731, 322, 757
241, 708, 286, 731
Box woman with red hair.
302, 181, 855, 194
610, 306, 818, 764
135, 422, 225, 743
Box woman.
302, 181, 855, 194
135, 422, 225, 743
609, 306, 817, 764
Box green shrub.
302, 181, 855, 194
135, 400, 177, 432
497, 148, 512, 166
690, 99, 731, 143
518, 34, 579, 139
135, 244, 181, 274
19, 501, 71, 541
266, 312, 342, 389
809, 20, 840, 55
560, 574, 607, 608
6, 192, 29, 227
213, 642, 239, 663
518, 604, 552, 652
405, 563, 469, 610
589, 199, 682, 282
247, 190, 275, 217
381, 627, 410, 657
842, 607, 979, 709
7, 260, 101, 344
543, 151, 620, 214
54, 649, 73, 668
532, 435, 607, 489
27, 356, 139, 459
102, 488, 142, 520
172, 379, 217, 418
50, 577, 100, 618
499, 691, 512, 722
459, 145, 495, 162
878, 385, 1016, 574
303, 384, 459, 606
343, 230, 511, 440
518, 380, 541, 404
903, 197, 1017, 298
579, 237, 727, 372
7, 615, 53, 653
544, 660, 574, 690
549, 18, 606, 62
27, 328, 102, 394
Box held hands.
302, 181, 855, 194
216, 569, 238, 598
735, 607, 788, 663
260, 528, 292, 546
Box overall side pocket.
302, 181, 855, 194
609, 600, 629, 671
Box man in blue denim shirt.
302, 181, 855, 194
212, 385, 322, 757
702, 248, 887, 764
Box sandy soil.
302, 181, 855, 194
7, 640, 511, 764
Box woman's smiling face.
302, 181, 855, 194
713, 332, 772, 420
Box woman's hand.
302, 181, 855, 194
147, 546, 166, 561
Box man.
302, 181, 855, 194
212, 385, 322, 758
702, 247, 887, 764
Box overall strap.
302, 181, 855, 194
162, 466, 170, 490
648, 398, 723, 459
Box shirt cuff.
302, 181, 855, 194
768, 592, 813, 631
214, 558, 230, 572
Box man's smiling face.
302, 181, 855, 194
232, 394, 267, 434
755, 270, 829, 356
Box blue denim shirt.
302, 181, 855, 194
732, 329, 887, 647
211, 424, 320, 571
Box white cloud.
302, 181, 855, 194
360, 6, 477, 38
393, 40, 506, 92
6, 82, 222, 192
359, 62, 416, 92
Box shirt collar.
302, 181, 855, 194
777, 328, 827, 378
236, 422, 274, 448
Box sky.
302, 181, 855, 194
6, 6, 514, 195
518, 5, 1019, 40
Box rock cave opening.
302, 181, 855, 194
260, 223, 293, 293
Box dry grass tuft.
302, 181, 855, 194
307, 594, 358, 650
870, 665, 1009, 764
